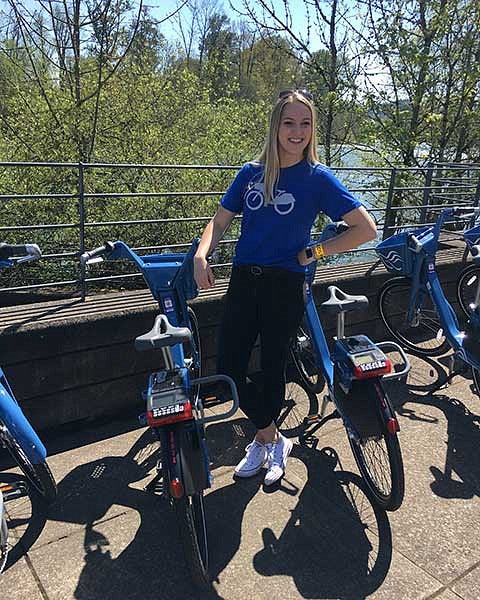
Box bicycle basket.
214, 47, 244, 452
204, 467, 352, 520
463, 224, 480, 249
375, 231, 414, 275
376, 226, 430, 276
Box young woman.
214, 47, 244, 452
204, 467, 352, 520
194, 89, 376, 486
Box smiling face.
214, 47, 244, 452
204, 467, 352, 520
277, 100, 313, 167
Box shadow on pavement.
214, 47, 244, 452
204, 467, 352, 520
40, 402, 395, 600
386, 352, 480, 500
252, 444, 393, 600
1, 471, 48, 571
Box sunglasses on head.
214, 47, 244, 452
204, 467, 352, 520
278, 88, 313, 102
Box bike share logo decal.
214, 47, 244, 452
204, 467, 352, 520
466, 235, 480, 247
244, 175, 296, 215
380, 250, 403, 271
163, 295, 174, 312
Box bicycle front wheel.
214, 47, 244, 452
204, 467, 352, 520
0, 421, 57, 502
456, 264, 480, 318
290, 320, 323, 393
348, 382, 404, 511
174, 492, 210, 589
378, 277, 449, 357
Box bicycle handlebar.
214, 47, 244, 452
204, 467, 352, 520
408, 206, 480, 254
408, 233, 424, 253
80, 242, 115, 265
450, 206, 480, 220
0, 243, 41, 263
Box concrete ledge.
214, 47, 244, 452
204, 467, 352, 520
0, 244, 468, 431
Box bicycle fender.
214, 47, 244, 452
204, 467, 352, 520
159, 424, 209, 497
176, 423, 210, 495
0, 383, 47, 463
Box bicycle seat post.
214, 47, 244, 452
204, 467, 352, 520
336, 311, 346, 340
161, 347, 175, 371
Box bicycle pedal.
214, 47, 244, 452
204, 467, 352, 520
144, 474, 163, 494
304, 414, 322, 424
1, 481, 29, 501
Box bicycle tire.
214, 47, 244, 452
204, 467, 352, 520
347, 381, 404, 511
185, 306, 202, 400
472, 367, 480, 397
290, 320, 323, 393
456, 264, 480, 318
0, 495, 7, 573
0, 421, 57, 503
174, 492, 210, 589
378, 277, 450, 357
279, 380, 320, 438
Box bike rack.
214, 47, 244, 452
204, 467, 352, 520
376, 340, 411, 381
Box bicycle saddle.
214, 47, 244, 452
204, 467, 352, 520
135, 314, 192, 351
320, 285, 369, 314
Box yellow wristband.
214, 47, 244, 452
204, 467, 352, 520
312, 243, 325, 260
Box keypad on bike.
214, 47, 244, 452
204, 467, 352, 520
151, 403, 189, 418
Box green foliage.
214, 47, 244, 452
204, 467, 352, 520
0, 0, 479, 292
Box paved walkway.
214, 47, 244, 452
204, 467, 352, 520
2, 351, 480, 600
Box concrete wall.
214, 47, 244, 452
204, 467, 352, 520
0, 258, 464, 432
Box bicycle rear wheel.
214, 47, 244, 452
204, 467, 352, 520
0, 421, 57, 502
472, 367, 480, 397
378, 277, 449, 357
174, 492, 209, 589
347, 382, 404, 511
279, 381, 320, 438
290, 320, 323, 393
184, 306, 202, 400
456, 264, 480, 318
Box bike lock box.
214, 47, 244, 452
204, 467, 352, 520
176, 422, 210, 495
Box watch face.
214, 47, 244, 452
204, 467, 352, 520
305, 248, 313, 259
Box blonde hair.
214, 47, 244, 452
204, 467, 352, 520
253, 91, 319, 204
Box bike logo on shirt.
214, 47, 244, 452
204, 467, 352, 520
245, 180, 295, 215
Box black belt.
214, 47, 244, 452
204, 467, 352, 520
234, 264, 301, 277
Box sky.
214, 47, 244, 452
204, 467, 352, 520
147, 0, 327, 52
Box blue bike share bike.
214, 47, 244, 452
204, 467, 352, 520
376, 206, 480, 394
0, 243, 57, 569
455, 214, 480, 318
284, 224, 410, 511
81, 238, 239, 589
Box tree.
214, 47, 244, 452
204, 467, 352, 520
0, 0, 185, 161
231, 0, 363, 165
355, 0, 480, 165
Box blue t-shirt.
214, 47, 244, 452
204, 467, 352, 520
221, 159, 362, 273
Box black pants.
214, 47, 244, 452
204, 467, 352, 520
217, 265, 306, 430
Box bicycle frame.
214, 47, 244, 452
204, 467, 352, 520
0, 252, 48, 466
107, 240, 199, 371
301, 261, 408, 440
0, 372, 48, 464
87, 239, 239, 498
405, 208, 480, 368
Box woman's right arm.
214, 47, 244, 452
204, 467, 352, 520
194, 205, 236, 289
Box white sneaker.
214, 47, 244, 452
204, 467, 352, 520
234, 440, 267, 478
264, 434, 293, 486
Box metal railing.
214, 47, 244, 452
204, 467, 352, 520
0, 160, 479, 301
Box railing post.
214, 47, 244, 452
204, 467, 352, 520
419, 162, 434, 225
78, 161, 86, 301
474, 168, 480, 208
382, 167, 397, 239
